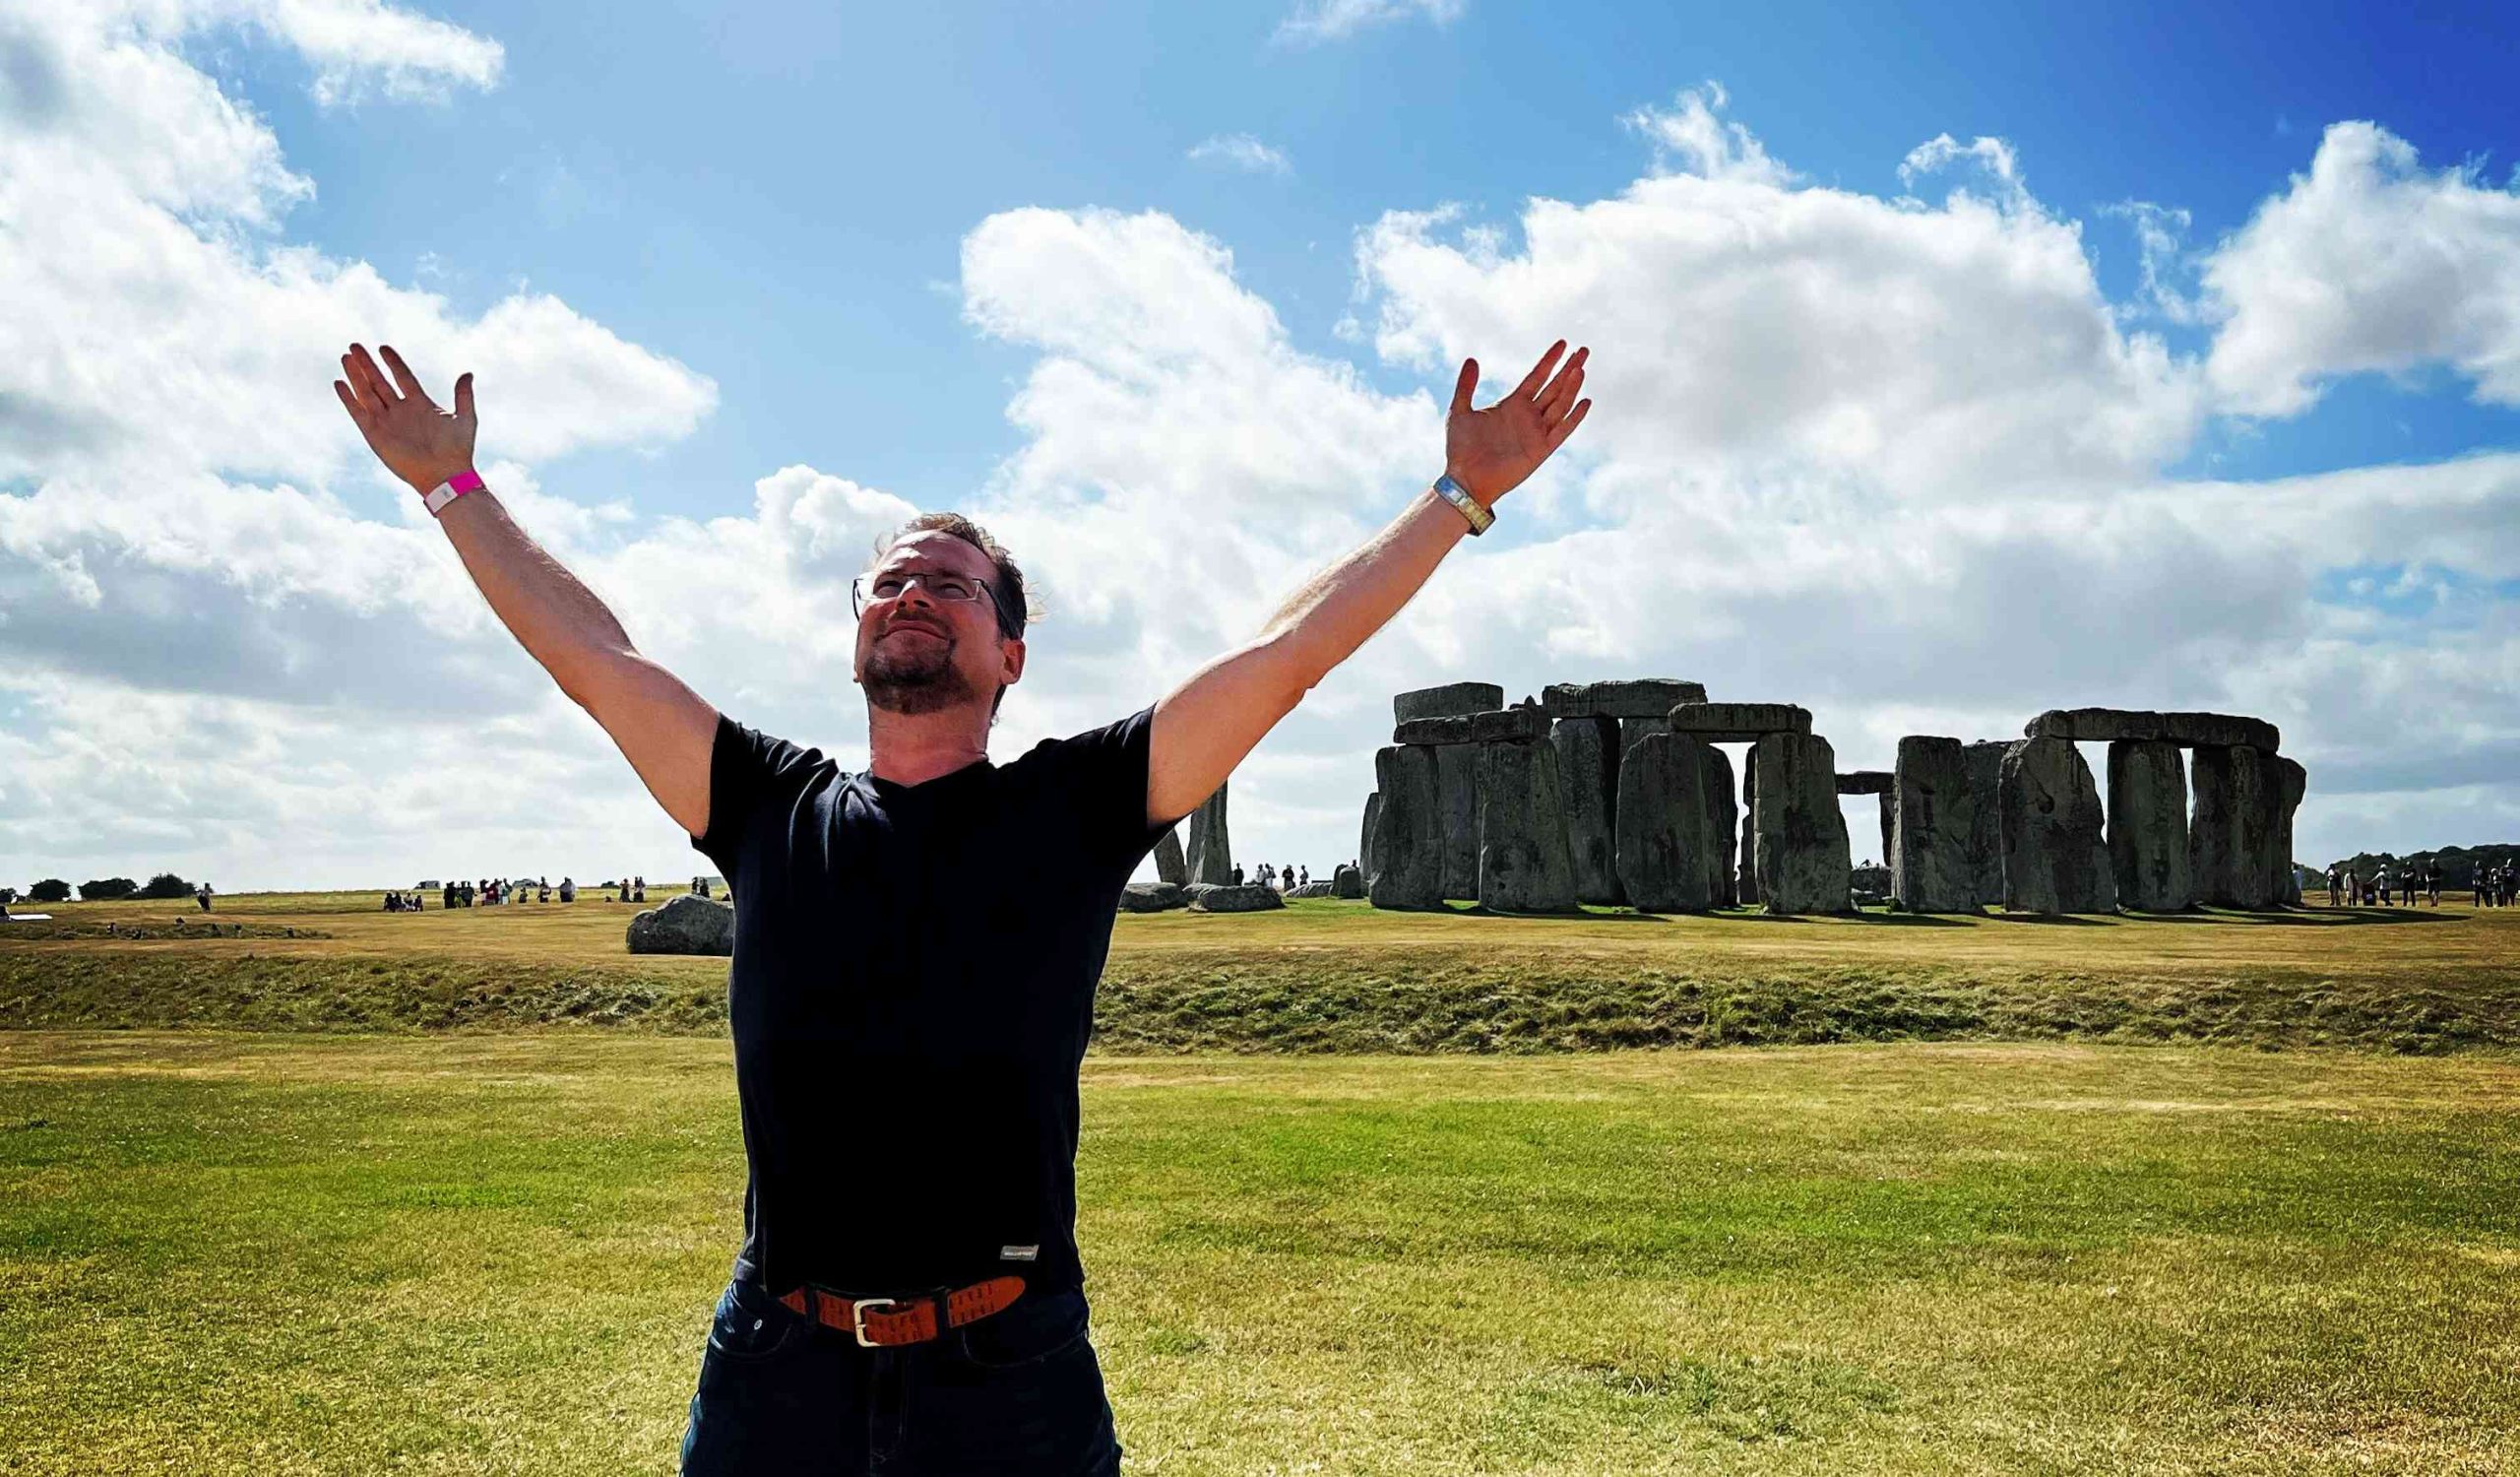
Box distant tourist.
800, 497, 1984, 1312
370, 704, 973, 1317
1298, 866, 1309, 888
195, 882, 214, 912
632, 875, 646, 903
1230, 864, 1245, 886
537, 883, 551, 903
559, 877, 576, 903
2325, 865, 2342, 907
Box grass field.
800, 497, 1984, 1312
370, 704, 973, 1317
2, 1033, 2515, 1474
6, 888, 2517, 1053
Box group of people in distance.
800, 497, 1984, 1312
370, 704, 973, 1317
2322, 861, 2517, 908
1226, 861, 1360, 892
386, 874, 655, 911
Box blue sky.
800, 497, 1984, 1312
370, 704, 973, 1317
6, 0, 2520, 889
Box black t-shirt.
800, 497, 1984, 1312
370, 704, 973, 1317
689, 704, 1169, 1299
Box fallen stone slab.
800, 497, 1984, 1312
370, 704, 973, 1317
1368, 744, 1444, 910
1542, 678, 1709, 720
1551, 716, 1624, 905
1188, 883, 1287, 913
2025, 708, 2281, 752
1119, 881, 1189, 913
1477, 738, 1580, 912
1998, 738, 2116, 914
1285, 881, 1335, 899
1667, 702, 1814, 743
1394, 682, 1504, 723
1750, 732, 1853, 916
2106, 739, 2191, 911
626, 893, 734, 955
1891, 737, 1981, 914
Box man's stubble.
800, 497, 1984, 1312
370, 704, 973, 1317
861, 630, 981, 716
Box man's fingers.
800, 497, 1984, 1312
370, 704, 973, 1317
333, 378, 372, 430
1545, 398, 1592, 450
378, 344, 435, 406
453, 371, 475, 424
1451, 357, 1478, 417
1511, 339, 1566, 402
1536, 347, 1589, 418
346, 345, 399, 408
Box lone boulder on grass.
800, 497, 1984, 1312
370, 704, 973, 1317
1187, 883, 1286, 913
627, 893, 734, 955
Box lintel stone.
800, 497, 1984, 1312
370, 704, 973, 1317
1543, 679, 1709, 721
1666, 701, 1813, 742
2025, 708, 2280, 752
1395, 682, 1504, 724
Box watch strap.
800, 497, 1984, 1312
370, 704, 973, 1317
1431, 474, 1492, 536
423, 468, 486, 516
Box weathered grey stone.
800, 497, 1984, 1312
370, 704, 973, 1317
1542, 679, 1709, 720
1964, 741, 2010, 908
1393, 716, 1474, 745
2026, 708, 2281, 753
1737, 744, 1759, 906
625, 893, 734, 955
1891, 737, 1980, 914
2189, 745, 2279, 908
1285, 881, 1335, 899
1618, 716, 1669, 757
1153, 827, 1187, 886
1614, 732, 1719, 911
1119, 881, 1189, 913
1185, 782, 1233, 885
1331, 864, 1364, 899
1704, 742, 1738, 907
1467, 705, 1551, 743
1394, 682, 1503, 723
1668, 702, 1814, 743
1476, 739, 1580, 913
1436, 743, 1480, 901
1358, 793, 1381, 881
1835, 771, 1893, 795
1552, 716, 1624, 905
1998, 738, 2117, 914
2270, 757, 2307, 905
2106, 739, 2191, 911
1751, 733, 1853, 916
1368, 745, 1443, 910
1188, 883, 1287, 913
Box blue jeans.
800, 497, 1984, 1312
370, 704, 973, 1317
679, 1273, 1125, 1475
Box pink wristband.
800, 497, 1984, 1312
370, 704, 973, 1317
422, 469, 485, 517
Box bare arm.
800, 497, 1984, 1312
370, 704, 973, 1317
1146, 341, 1593, 826
333, 343, 718, 838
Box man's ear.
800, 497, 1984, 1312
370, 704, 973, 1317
999, 637, 1025, 687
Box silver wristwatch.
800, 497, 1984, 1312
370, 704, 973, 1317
1431, 473, 1492, 536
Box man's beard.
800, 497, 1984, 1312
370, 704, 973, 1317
861, 631, 982, 716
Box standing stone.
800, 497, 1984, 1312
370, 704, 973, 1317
1998, 738, 2116, 914
1617, 716, 1668, 758
1476, 740, 1580, 913
1367, 746, 1442, 910
1891, 737, 1980, 914
1358, 792, 1381, 882
1737, 745, 1759, 906
1751, 733, 1853, 916
2106, 739, 2191, 912
1876, 794, 1895, 870
1331, 863, 1364, 899
1185, 782, 1233, 885
1153, 827, 1188, 886
2190, 745, 2277, 908
1704, 743, 1737, 907
1964, 741, 2010, 908
1436, 744, 1480, 900
1552, 716, 1624, 905
1613, 733, 1718, 911
2269, 757, 2307, 905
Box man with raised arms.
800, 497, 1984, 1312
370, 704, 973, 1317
333, 335, 1592, 1474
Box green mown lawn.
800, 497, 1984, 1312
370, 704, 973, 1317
3, 1033, 2515, 1474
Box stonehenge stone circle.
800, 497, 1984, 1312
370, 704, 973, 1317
1998, 738, 2117, 914
1395, 682, 1505, 724
1890, 737, 1980, 913
1368, 743, 1443, 910
1551, 715, 1625, 905
626, 893, 734, 955
1185, 782, 1233, 885
1751, 732, 1853, 915
1543, 679, 1708, 720
1614, 732, 1721, 911
1669, 702, 1814, 743
1477, 737, 1580, 912
2026, 708, 2281, 753
1154, 827, 1188, 886
2106, 739, 2191, 911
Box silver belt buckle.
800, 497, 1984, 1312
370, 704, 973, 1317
850, 1296, 899, 1348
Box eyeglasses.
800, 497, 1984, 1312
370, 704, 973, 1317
850, 569, 1021, 639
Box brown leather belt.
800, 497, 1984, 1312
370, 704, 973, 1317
778, 1274, 1028, 1348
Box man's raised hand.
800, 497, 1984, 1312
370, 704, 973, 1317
1443, 339, 1592, 505
334, 343, 477, 495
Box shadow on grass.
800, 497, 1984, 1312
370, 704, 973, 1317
2115, 907, 2463, 929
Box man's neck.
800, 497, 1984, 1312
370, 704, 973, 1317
865, 703, 992, 786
